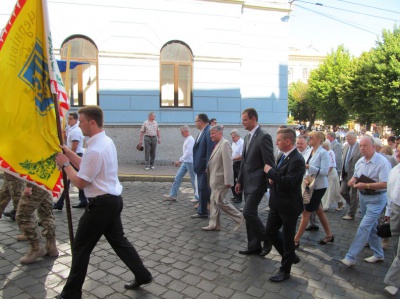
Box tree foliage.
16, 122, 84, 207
288, 81, 316, 128
307, 45, 352, 127
289, 27, 400, 133
367, 26, 400, 133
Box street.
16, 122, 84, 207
0, 179, 397, 299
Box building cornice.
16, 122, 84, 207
201, 0, 291, 12
289, 55, 326, 62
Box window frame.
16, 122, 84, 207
60, 34, 99, 107
160, 40, 193, 108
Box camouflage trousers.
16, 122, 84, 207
16, 185, 56, 241
0, 173, 25, 217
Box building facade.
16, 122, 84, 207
288, 45, 326, 85
1, 0, 291, 164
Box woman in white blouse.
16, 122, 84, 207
294, 131, 334, 247
320, 141, 345, 210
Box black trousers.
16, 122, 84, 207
231, 161, 242, 199
61, 195, 151, 299
243, 192, 266, 251
265, 208, 298, 273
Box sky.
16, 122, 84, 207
288, 0, 400, 57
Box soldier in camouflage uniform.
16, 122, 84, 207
0, 172, 25, 221
16, 183, 59, 264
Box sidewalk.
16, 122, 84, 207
117, 164, 184, 182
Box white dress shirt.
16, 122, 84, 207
179, 135, 195, 163
77, 131, 123, 197
232, 138, 244, 160
386, 164, 400, 216
67, 123, 84, 154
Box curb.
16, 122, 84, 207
0, 172, 190, 183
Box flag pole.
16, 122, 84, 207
52, 93, 74, 246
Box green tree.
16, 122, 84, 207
308, 45, 352, 127
367, 26, 400, 134
288, 81, 316, 128
337, 52, 376, 129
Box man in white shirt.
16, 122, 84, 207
55, 106, 152, 299
340, 135, 391, 267
53, 112, 87, 210
383, 145, 400, 295
230, 129, 244, 203
164, 125, 197, 201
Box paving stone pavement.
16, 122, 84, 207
0, 166, 399, 298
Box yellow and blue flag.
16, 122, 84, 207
0, 0, 69, 198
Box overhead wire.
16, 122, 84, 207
295, 4, 381, 36
296, 0, 399, 22
335, 0, 400, 15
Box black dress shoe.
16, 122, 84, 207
3, 209, 16, 221
53, 295, 64, 299
124, 276, 153, 290
239, 249, 262, 255
305, 225, 319, 231
72, 204, 87, 208
293, 255, 300, 264
260, 243, 272, 256
53, 204, 63, 211
270, 270, 290, 282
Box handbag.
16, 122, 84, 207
136, 143, 144, 151
377, 222, 392, 238
302, 168, 320, 204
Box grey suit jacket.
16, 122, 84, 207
330, 139, 343, 174
382, 153, 397, 168
342, 142, 361, 179
237, 126, 275, 194
207, 138, 234, 190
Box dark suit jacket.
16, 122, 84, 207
193, 124, 215, 174
238, 126, 275, 194
266, 149, 305, 215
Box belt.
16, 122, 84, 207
88, 194, 113, 202
359, 190, 387, 196
145, 135, 156, 138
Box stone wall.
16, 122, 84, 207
105, 124, 281, 165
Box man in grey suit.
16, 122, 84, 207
236, 108, 275, 255
202, 125, 243, 231
340, 131, 362, 220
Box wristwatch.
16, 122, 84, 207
62, 162, 71, 169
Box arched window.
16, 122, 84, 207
60, 35, 98, 106
160, 41, 193, 108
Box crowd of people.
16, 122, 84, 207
162, 112, 400, 292
1, 106, 400, 297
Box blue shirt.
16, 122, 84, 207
354, 152, 391, 192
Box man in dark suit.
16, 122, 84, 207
236, 108, 275, 255
263, 128, 305, 282
191, 113, 215, 218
